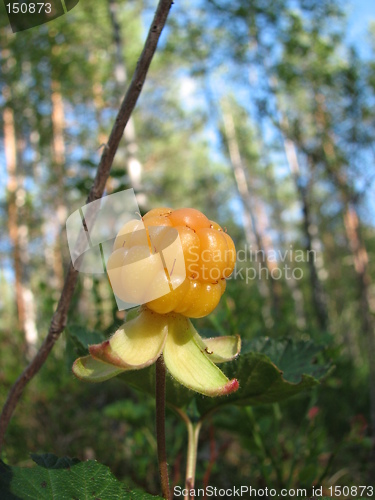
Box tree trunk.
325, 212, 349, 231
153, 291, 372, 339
51, 80, 67, 290
264, 163, 307, 330
221, 101, 282, 329
3, 88, 38, 354
4, 100, 24, 331
282, 128, 329, 332
245, 58, 307, 331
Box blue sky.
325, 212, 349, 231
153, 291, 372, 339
346, 0, 375, 56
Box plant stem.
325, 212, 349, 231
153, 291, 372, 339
156, 355, 171, 500
172, 407, 202, 500
185, 421, 202, 497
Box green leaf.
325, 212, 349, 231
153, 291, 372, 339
196, 338, 330, 416
241, 337, 330, 382
66, 325, 105, 356
30, 454, 80, 469
65, 325, 107, 374
0, 454, 162, 500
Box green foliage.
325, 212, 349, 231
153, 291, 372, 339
67, 325, 105, 355
0, 454, 162, 500
64, 325, 106, 372
196, 338, 329, 416
103, 399, 154, 424
241, 337, 331, 383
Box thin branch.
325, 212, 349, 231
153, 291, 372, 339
0, 0, 173, 452
156, 356, 171, 500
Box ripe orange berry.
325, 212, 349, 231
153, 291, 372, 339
174, 280, 222, 318
143, 207, 173, 219
196, 228, 229, 281
108, 208, 236, 318
168, 208, 211, 231
146, 208, 236, 318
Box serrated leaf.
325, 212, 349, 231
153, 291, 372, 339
30, 453, 80, 469
196, 339, 329, 416
241, 337, 329, 382
0, 454, 162, 500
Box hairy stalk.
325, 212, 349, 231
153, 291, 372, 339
173, 407, 203, 500
185, 421, 202, 497
156, 356, 171, 500
0, 0, 173, 452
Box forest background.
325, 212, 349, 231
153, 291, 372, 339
1, 0, 375, 496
